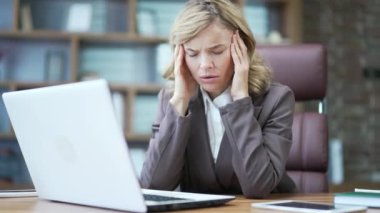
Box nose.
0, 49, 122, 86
200, 54, 214, 70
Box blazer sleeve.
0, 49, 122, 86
219, 85, 295, 198
140, 88, 191, 190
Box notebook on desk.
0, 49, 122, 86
2, 79, 235, 212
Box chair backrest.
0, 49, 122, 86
256, 44, 329, 193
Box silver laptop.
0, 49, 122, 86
2, 79, 235, 212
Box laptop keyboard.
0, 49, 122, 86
143, 193, 188, 202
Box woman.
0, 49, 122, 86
140, 0, 296, 198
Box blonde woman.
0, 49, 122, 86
141, 0, 296, 198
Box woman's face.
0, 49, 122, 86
184, 22, 234, 99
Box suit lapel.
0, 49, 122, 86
252, 95, 264, 124
189, 90, 216, 166
254, 106, 263, 121
186, 92, 264, 191
187, 92, 220, 187
214, 97, 263, 189
214, 133, 233, 189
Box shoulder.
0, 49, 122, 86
159, 87, 174, 100
254, 82, 295, 108
264, 82, 294, 100
267, 82, 294, 97
157, 87, 174, 111
157, 80, 176, 100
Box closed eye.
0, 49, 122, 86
210, 46, 226, 55
186, 51, 198, 57
212, 50, 224, 55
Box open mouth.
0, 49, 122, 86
199, 75, 218, 83
200, 75, 218, 79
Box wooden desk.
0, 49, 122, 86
0, 193, 378, 213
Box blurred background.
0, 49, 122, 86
0, 0, 379, 192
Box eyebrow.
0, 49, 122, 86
185, 44, 227, 52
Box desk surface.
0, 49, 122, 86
0, 193, 377, 213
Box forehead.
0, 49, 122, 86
184, 22, 233, 48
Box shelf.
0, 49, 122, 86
0, 31, 71, 41
0, 31, 167, 44
126, 133, 151, 142
5, 81, 60, 89
0, 133, 15, 140
79, 33, 167, 44
0, 80, 162, 92
0, 132, 152, 143
110, 83, 161, 91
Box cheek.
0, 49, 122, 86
185, 56, 198, 74
217, 52, 233, 72
222, 66, 234, 81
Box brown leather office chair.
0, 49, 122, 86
257, 44, 329, 193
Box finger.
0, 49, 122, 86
235, 31, 250, 67
174, 45, 179, 68
179, 45, 184, 58
174, 45, 182, 76
175, 44, 179, 56
236, 31, 246, 49
177, 45, 185, 67
231, 43, 239, 66
175, 45, 185, 65
233, 34, 243, 63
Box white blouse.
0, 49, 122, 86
201, 87, 232, 162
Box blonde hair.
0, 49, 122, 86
163, 0, 272, 97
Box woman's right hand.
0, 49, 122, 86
170, 44, 198, 116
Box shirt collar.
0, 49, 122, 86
201, 87, 232, 113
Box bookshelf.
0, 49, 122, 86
0, 0, 302, 187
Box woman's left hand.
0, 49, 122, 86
231, 30, 249, 101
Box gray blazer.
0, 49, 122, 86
140, 82, 296, 198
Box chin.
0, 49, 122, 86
202, 87, 223, 96
201, 85, 215, 92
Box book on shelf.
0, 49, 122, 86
137, 1, 185, 37
111, 92, 125, 129
80, 47, 153, 84
137, 8, 157, 36
0, 0, 13, 30
66, 3, 92, 32
334, 188, 380, 208
0, 107, 11, 133
156, 43, 171, 84
44, 50, 66, 82
0, 90, 11, 133
244, 5, 268, 42
0, 51, 7, 80
133, 95, 158, 134
20, 3, 33, 31
91, 0, 107, 33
